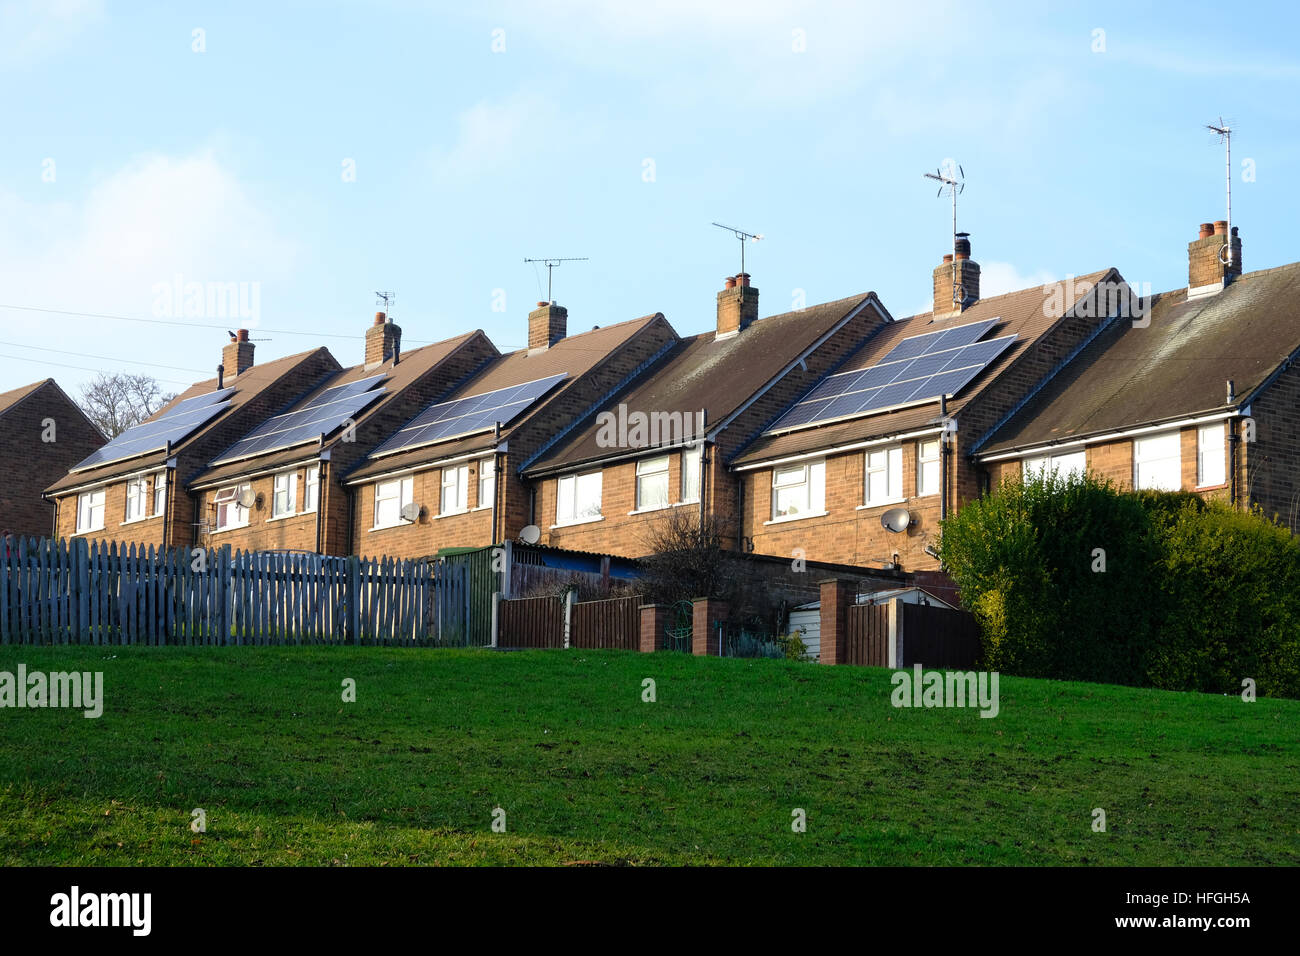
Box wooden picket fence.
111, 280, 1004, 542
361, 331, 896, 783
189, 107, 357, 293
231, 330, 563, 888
0, 537, 470, 647
496, 593, 640, 651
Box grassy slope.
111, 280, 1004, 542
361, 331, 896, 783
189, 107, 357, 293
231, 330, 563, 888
0, 646, 1296, 866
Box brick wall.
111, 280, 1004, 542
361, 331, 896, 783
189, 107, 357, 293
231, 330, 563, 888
1244, 360, 1300, 528
0, 383, 105, 539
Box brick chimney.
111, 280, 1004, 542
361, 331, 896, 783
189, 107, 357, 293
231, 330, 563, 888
365, 311, 402, 368
528, 301, 568, 352
716, 273, 759, 337
222, 329, 255, 377
932, 233, 980, 316
1188, 220, 1242, 297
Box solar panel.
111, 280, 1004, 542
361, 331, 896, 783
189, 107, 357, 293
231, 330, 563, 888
371, 373, 568, 457
766, 321, 1015, 434
209, 374, 387, 465
72, 388, 234, 471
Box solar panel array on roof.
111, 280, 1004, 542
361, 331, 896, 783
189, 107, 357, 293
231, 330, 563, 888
209, 374, 387, 465
766, 319, 1016, 434
371, 373, 568, 458
72, 388, 234, 471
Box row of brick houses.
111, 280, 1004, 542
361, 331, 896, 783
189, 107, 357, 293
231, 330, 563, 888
27, 216, 1300, 575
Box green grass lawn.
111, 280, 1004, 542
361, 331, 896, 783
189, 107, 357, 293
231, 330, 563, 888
1, 646, 1296, 866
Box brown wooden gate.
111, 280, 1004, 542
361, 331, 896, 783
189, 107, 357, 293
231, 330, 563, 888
497, 594, 564, 648
900, 603, 982, 668
571, 595, 639, 650
845, 603, 889, 666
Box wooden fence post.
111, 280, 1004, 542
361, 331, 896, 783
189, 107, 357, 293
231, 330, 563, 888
490, 591, 500, 649
562, 587, 576, 649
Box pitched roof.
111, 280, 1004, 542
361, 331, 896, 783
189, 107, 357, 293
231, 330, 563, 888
189, 331, 486, 488
978, 261, 1300, 457
0, 379, 52, 418
522, 293, 880, 475
731, 271, 1113, 467
45, 348, 335, 494
344, 315, 665, 483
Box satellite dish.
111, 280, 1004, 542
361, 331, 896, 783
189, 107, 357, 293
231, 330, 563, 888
236, 488, 257, 509
519, 524, 541, 545
881, 507, 912, 534
399, 502, 421, 523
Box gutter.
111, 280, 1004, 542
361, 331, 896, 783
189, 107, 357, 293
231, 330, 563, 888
977, 408, 1245, 463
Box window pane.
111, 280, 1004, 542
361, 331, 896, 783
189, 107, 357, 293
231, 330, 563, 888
637, 471, 669, 510
479, 458, 495, 508
1198, 424, 1225, 486
1135, 432, 1181, 491
682, 447, 701, 501
153, 473, 167, 515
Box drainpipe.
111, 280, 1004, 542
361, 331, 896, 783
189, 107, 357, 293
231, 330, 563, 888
47, 492, 57, 540
1227, 379, 1239, 509
938, 397, 949, 522
697, 409, 709, 529
735, 473, 744, 551
315, 451, 328, 553
490, 449, 502, 546
162, 442, 176, 551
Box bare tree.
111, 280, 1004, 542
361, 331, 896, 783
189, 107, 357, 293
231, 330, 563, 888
78, 372, 177, 438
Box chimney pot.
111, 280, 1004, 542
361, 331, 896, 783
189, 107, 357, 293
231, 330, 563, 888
1214, 220, 1229, 236
724, 276, 737, 289
1198, 222, 1215, 239
237, 328, 249, 342
942, 253, 954, 264
365, 311, 402, 367
736, 273, 751, 288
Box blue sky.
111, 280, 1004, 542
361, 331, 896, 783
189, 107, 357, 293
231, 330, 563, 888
1, 0, 1298, 396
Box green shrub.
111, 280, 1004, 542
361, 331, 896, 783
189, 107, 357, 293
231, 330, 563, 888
1148, 502, 1300, 698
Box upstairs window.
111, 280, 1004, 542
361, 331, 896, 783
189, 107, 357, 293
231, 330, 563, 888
303, 466, 320, 512
557, 472, 602, 524
374, 476, 414, 528
153, 472, 167, 516
1197, 423, 1226, 487
916, 440, 941, 497
1023, 450, 1086, 481
441, 464, 470, 515
478, 457, 495, 509
681, 446, 702, 503
76, 489, 105, 534
124, 478, 148, 523
272, 471, 297, 518
214, 483, 251, 530
1134, 432, 1181, 491
635, 456, 670, 511
772, 460, 825, 519
864, 446, 903, 507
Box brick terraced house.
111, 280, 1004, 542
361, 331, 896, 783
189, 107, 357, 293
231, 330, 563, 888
187, 313, 496, 555
977, 223, 1300, 531
0, 379, 105, 538
342, 302, 679, 559
728, 238, 1137, 572
44, 332, 338, 549
520, 276, 891, 556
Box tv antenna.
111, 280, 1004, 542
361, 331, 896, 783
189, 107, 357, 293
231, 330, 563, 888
523, 257, 588, 303
924, 161, 966, 310
1206, 118, 1235, 269
711, 222, 763, 276
375, 291, 396, 316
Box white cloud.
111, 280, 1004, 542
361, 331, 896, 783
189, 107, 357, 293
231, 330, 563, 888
0, 151, 299, 389
430, 91, 562, 181
0, 0, 105, 68
976, 261, 1057, 299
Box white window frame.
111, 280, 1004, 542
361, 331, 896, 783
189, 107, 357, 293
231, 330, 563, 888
917, 439, 941, 498
76, 489, 105, 534
681, 445, 702, 503
556, 471, 603, 525
1133, 431, 1182, 491
1022, 450, 1087, 481
373, 476, 414, 529
635, 455, 671, 511
1197, 423, 1226, 488
123, 477, 149, 523
441, 463, 470, 515
771, 459, 826, 520
271, 470, 298, 519
213, 482, 251, 531
303, 465, 320, 513
152, 471, 167, 517
477, 457, 495, 509
864, 445, 904, 507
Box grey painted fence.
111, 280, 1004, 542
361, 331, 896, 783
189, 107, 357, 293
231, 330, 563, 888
0, 537, 469, 646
